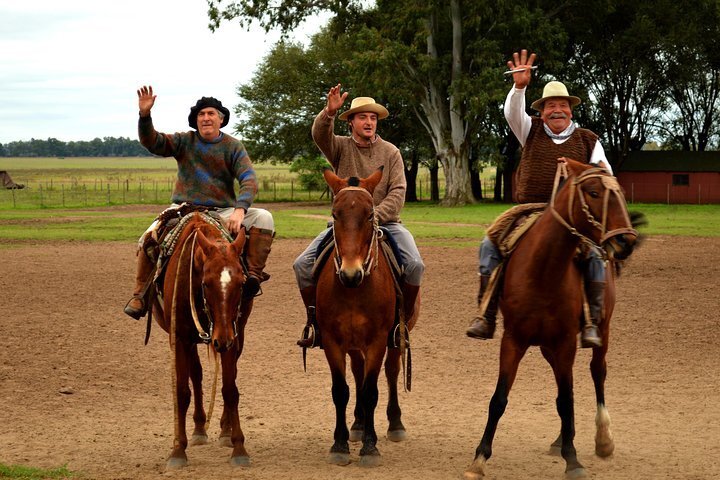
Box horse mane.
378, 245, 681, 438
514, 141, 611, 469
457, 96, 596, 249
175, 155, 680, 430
348, 177, 360, 187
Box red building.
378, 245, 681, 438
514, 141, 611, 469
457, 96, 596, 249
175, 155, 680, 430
616, 151, 720, 204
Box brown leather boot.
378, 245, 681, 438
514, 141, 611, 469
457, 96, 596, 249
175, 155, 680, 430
297, 285, 320, 348
466, 274, 498, 339
581, 281, 605, 348
124, 248, 155, 320
402, 283, 420, 322
243, 227, 273, 298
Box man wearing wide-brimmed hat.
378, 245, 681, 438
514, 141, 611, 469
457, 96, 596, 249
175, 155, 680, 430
123, 86, 275, 321
467, 50, 612, 348
294, 84, 425, 349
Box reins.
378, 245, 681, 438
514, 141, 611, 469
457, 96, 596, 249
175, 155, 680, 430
549, 161, 637, 250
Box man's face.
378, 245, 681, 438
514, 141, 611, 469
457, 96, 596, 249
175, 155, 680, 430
541, 98, 573, 134
349, 112, 378, 142
197, 107, 223, 140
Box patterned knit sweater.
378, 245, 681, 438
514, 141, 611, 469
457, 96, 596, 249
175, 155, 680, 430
138, 116, 257, 211
515, 117, 597, 203
312, 109, 406, 224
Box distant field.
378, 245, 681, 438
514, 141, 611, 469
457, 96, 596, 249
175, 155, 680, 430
0, 157, 473, 208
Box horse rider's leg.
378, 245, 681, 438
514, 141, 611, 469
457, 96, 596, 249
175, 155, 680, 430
551, 345, 586, 478
241, 208, 275, 298
590, 342, 615, 457
464, 336, 527, 480
581, 247, 605, 348
188, 346, 208, 446
324, 343, 351, 465
467, 237, 501, 339
220, 346, 250, 466
349, 350, 365, 442
124, 230, 158, 320
294, 229, 329, 348
167, 340, 194, 469
382, 222, 424, 323
384, 347, 406, 442
358, 341, 386, 467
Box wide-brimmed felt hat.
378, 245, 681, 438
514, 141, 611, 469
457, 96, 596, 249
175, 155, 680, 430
531, 81, 581, 111
338, 97, 389, 121
188, 96, 230, 129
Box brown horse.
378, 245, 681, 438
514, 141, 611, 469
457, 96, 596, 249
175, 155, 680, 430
316, 167, 416, 467
464, 159, 638, 479
151, 213, 253, 469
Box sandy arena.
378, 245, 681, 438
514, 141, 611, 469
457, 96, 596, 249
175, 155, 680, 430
1, 222, 718, 479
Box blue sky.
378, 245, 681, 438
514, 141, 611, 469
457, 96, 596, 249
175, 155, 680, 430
0, 0, 325, 143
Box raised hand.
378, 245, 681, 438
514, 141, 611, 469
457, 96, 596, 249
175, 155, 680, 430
507, 50, 536, 89
137, 85, 156, 117
325, 83, 348, 117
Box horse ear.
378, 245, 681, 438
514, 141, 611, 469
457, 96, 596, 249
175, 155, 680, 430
194, 230, 213, 266
361, 166, 384, 195
323, 167, 346, 194
558, 157, 586, 176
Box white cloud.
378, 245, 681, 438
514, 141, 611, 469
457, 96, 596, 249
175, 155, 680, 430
0, 0, 327, 143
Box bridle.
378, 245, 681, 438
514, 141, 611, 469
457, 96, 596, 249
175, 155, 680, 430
331, 186, 382, 280
549, 161, 637, 251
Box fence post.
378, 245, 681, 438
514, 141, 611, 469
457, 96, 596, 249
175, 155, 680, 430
62, 184, 65, 207
12, 187, 16, 208
291, 180, 294, 201
274, 181, 277, 201
84, 184, 87, 206
155, 181, 158, 203
40, 184, 44, 207
107, 183, 111, 205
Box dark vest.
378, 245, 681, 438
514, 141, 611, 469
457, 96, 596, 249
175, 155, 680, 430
515, 117, 598, 203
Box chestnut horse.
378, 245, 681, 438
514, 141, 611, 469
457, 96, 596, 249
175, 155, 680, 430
316, 168, 416, 467
464, 159, 638, 479
151, 212, 253, 469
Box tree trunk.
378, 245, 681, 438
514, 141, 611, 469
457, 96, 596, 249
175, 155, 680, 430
404, 149, 419, 202
430, 165, 440, 202
438, 149, 475, 206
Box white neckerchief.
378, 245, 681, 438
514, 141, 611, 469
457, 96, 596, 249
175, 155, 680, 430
543, 121, 576, 141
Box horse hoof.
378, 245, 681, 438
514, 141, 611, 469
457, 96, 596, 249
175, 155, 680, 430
358, 453, 381, 468
349, 429, 363, 442
218, 435, 233, 448
595, 440, 615, 458
190, 433, 208, 446
165, 456, 187, 470
328, 452, 351, 466
230, 455, 250, 467
387, 429, 407, 442
565, 467, 588, 479
464, 455, 488, 479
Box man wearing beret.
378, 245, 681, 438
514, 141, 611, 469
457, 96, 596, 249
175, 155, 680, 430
124, 85, 274, 320
294, 83, 425, 348
467, 50, 613, 348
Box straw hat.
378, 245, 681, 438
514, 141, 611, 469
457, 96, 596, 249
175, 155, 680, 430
530, 81, 581, 111
338, 97, 389, 121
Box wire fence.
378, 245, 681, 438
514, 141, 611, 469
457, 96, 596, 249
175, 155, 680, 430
0, 177, 497, 209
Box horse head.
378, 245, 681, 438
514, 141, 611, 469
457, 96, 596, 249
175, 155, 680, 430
554, 158, 637, 260
193, 228, 247, 352
324, 167, 384, 288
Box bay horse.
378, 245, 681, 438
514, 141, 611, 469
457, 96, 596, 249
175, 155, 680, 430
464, 159, 638, 479
316, 167, 416, 467
150, 212, 253, 469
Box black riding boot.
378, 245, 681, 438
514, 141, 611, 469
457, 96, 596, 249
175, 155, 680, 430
581, 281, 605, 348
466, 274, 498, 339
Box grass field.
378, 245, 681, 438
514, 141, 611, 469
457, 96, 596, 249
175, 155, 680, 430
1, 157, 718, 243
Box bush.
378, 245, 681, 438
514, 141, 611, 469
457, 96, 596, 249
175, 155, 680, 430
290, 156, 327, 190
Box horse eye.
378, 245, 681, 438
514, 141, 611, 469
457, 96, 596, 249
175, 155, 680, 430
587, 190, 600, 199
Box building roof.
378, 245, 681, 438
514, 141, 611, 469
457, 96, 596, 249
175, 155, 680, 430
620, 151, 720, 172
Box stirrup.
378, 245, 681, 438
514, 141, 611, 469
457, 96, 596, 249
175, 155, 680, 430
123, 295, 147, 321
297, 324, 318, 349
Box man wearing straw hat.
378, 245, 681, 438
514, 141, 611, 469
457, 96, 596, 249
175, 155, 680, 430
467, 50, 613, 348
294, 84, 424, 348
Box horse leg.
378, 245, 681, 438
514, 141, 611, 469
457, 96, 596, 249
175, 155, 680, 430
540, 346, 565, 456
324, 343, 351, 465
464, 337, 526, 480
551, 348, 587, 479
348, 350, 365, 443
358, 342, 386, 468
220, 300, 251, 447
384, 347, 406, 442
591, 343, 614, 457
220, 338, 249, 466
187, 345, 208, 446
167, 340, 193, 469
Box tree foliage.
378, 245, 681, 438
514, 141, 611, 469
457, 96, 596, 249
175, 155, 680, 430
0, 137, 148, 157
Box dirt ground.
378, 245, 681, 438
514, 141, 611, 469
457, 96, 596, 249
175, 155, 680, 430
1, 228, 719, 479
